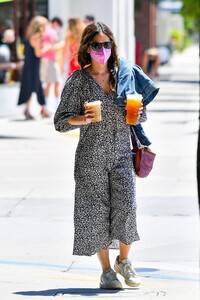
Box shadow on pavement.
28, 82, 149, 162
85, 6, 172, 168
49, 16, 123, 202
14, 288, 123, 297
0, 135, 39, 140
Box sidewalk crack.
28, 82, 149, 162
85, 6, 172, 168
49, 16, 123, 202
62, 261, 75, 272
5, 189, 34, 217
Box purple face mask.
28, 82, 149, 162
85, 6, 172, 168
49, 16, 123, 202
90, 47, 111, 64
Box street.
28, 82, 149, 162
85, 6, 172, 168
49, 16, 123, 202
0, 45, 199, 299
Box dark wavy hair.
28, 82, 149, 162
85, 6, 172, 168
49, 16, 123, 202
78, 22, 119, 91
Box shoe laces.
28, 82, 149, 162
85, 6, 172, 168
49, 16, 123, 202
104, 269, 117, 281
123, 263, 136, 278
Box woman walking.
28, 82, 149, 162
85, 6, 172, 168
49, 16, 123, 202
61, 17, 85, 76
18, 16, 50, 119
54, 22, 159, 289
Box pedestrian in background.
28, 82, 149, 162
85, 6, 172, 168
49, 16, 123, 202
18, 16, 50, 120
61, 17, 85, 76
142, 47, 160, 80
54, 22, 158, 289
0, 27, 15, 83
84, 15, 95, 25
40, 17, 63, 106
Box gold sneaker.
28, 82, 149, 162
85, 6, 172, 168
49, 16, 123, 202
114, 256, 141, 287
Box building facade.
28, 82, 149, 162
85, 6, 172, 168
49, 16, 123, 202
0, 0, 135, 62
134, 0, 157, 65
48, 0, 135, 61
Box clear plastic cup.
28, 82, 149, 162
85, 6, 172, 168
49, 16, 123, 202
126, 94, 142, 125
85, 101, 102, 122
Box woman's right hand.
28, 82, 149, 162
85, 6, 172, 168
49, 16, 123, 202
84, 102, 95, 124
67, 102, 94, 125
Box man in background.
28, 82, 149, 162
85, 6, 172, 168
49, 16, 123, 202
84, 15, 95, 25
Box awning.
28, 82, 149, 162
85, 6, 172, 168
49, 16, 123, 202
158, 1, 183, 13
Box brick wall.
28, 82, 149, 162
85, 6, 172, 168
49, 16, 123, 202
135, 0, 157, 65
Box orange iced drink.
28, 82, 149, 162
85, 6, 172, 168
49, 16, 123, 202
126, 94, 142, 125
85, 101, 102, 122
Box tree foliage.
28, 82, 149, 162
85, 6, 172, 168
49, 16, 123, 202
135, 0, 200, 32
179, 0, 199, 32
180, 0, 200, 19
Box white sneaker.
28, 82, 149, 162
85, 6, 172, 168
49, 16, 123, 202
114, 256, 141, 287
100, 268, 123, 290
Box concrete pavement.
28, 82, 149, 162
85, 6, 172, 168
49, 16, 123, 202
0, 45, 199, 299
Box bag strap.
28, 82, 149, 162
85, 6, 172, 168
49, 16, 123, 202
130, 125, 141, 148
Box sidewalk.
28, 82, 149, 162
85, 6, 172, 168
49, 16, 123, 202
0, 45, 199, 300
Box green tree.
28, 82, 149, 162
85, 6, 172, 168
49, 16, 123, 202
180, 0, 200, 32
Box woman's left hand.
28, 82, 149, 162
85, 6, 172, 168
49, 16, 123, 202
138, 103, 143, 116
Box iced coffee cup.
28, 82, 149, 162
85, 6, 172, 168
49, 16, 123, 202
85, 100, 102, 122
126, 94, 142, 125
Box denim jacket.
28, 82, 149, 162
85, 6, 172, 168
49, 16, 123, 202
116, 57, 159, 146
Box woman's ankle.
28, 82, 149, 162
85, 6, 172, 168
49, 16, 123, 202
102, 266, 112, 273
118, 255, 128, 263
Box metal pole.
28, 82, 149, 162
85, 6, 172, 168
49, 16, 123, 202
30, 0, 35, 19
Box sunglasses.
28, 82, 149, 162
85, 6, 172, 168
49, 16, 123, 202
90, 41, 113, 51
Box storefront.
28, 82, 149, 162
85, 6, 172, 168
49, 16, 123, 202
0, 0, 48, 59
1, 0, 135, 62
0, 0, 135, 82
48, 0, 135, 61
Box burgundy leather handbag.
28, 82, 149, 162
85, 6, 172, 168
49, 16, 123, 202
130, 126, 156, 178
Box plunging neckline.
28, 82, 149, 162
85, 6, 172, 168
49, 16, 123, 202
83, 69, 113, 97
